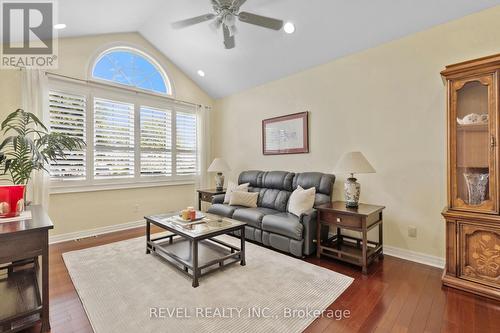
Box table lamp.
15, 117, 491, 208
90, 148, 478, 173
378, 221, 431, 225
334, 152, 376, 208
207, 158, 231, 191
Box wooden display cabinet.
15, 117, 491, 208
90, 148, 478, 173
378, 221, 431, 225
442, 54, 500, 301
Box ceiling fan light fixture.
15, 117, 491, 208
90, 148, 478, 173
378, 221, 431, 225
284, 22, 295, 34
223, 13, 236, 26
172, 0, 285, 49
228, 24, 238, 36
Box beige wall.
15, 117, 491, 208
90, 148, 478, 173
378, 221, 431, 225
0, 70, 21, 114
213, 6, 500, 258
0, 32, 214, 236
2, 7, 500, 255
49, 185, 196, 235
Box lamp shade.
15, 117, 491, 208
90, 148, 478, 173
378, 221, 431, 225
334, 152, 376, 175
207, 158, 231, 173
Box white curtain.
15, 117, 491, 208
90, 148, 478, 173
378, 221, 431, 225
21, 69, 50, 211
195, 105, 212, 204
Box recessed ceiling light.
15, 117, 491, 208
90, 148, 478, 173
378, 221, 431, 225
284, 22, 295, 34
54, 23, 67, 30
197, 70, 205, 77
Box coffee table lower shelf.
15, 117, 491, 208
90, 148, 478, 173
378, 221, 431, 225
147, 234, 244, 287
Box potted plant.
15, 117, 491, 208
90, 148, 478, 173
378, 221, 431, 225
0, 109, 85, 217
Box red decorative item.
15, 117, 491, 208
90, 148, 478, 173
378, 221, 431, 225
0, 185, 25, 218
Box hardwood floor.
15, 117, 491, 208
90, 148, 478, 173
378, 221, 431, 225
25, 227, 500, 333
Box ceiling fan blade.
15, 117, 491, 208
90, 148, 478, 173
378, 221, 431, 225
238, 11, 283, 30
223, 24, 235, 49
172, 13, 216, 29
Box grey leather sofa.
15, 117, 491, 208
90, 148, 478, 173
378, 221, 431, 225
207, 170, 335, 257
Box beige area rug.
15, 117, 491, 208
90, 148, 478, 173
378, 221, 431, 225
63, 235, 353, 333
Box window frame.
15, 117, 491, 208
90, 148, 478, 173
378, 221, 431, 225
89, 46, 173, 98
48, 77, 198, 194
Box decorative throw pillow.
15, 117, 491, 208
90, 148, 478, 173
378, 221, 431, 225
229, 191, 259, 208
224, 182, 250, 204
288, 185, 316, 217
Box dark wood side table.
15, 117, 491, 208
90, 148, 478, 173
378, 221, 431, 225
0, 205, 53, 332
196, 188, 226, 210
316, 201, 385, 274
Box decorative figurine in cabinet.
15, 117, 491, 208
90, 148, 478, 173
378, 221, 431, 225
442, 54, 500, 301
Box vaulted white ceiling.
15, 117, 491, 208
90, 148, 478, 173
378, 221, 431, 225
58, 0, 500, 98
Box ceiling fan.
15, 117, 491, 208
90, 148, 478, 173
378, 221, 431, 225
171, 0, 284, 49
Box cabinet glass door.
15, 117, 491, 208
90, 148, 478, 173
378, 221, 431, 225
451, 75, 497, 213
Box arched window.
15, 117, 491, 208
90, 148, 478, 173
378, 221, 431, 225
92, 48, 171, 95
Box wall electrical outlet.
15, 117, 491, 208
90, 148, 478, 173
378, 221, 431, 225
408, 225, 417, 238
134, 204, 139, 212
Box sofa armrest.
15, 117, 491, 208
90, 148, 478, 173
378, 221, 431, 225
212, 194, 225, 204
299, 209, 318, 256
299, 208, 316, 221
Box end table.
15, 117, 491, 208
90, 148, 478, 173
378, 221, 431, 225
196, 188, 226, 210
0, 206, 53, 332
316, 201, 385, 274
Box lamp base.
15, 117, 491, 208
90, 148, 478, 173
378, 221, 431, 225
344, 177, 360, 208
215, 173, 225, 192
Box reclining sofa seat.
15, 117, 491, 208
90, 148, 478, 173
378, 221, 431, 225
207, 170, 335, 257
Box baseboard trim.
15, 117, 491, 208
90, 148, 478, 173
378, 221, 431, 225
50, 222, 446, 269
49, 220, 145, 244
384, 245, 445, 269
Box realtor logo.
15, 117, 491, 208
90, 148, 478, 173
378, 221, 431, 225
1, 0, 58, 68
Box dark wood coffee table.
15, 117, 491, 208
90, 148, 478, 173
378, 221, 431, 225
145, 213, 246, 287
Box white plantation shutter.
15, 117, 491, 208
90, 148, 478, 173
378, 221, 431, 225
176, 111, 198, 176
48, 91, 86, 180
94, 98, 135, 179
48, 78, 202, 189
140, 106, 172, 176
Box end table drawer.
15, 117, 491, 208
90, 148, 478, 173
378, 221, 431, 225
321, 211, 362, 228
0, 231, 44, 263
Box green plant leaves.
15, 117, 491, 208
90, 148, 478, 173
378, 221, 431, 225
0, 109, 86, 185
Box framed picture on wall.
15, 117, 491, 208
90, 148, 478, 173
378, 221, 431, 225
262, 111, 309, 155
